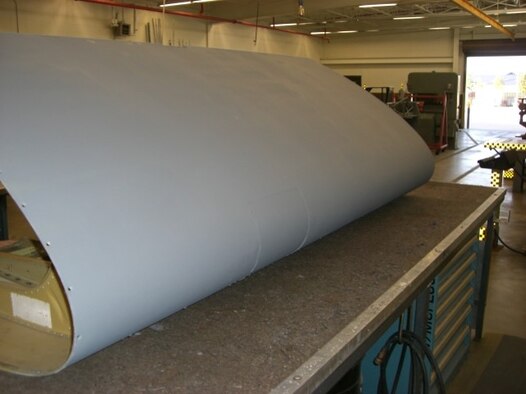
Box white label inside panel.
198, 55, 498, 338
10, 293, 52, 329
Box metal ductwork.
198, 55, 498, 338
0, 33, 434, 375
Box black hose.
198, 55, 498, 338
391, 343, 408, 393
496, 232, 526, 256
375, 330, 446, 394
12, 0, 19, 33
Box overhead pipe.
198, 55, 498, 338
76, 0, 322, 39
451, 0, 515, 39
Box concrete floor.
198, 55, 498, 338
431, 129, 526, 393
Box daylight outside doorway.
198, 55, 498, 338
465, 56, 526, 133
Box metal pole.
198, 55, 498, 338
474, 214, 495, 341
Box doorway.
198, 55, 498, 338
465, 56, 526, 133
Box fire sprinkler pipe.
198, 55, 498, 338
76, 0, 321, 39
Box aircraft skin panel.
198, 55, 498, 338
0, 33, 434, 374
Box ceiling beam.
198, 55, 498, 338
450, 0, 515, 39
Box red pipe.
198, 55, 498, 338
76, 0, 321, 39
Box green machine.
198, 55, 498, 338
407, 72, 460, 151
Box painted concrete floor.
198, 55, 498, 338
431, 129, 526, 393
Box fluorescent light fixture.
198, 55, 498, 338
429, 27, 450, 30
366, 29, 380, 32
272, 23, 298, 27
503, 24, 517, 27
160, 1, 192, 6
270, 22, 315, 28
310, 30, 357, 35
506, 9, 526, 14
393, 16, 424, 20
160, 0, 218, 7
359, 3, 397, 8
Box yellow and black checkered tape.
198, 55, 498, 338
484, 141, 526, 151
491, 170, 502, 187
503, 169, 514, 179
479, 225, 486, 241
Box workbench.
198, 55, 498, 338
484, 137, 526, 191
0, 182, 504, 393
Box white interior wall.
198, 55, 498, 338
0, 0, 208, 46
327, 63, 452, 90
321, 30, 457, 90
0, 0, 322, 59
208, 23, 322, 60
0, 0, 110, 38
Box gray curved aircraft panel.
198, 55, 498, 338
0, 33, 434, 374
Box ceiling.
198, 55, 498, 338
149, 0, 526, 37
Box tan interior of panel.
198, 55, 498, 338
0, 239, 72, 375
